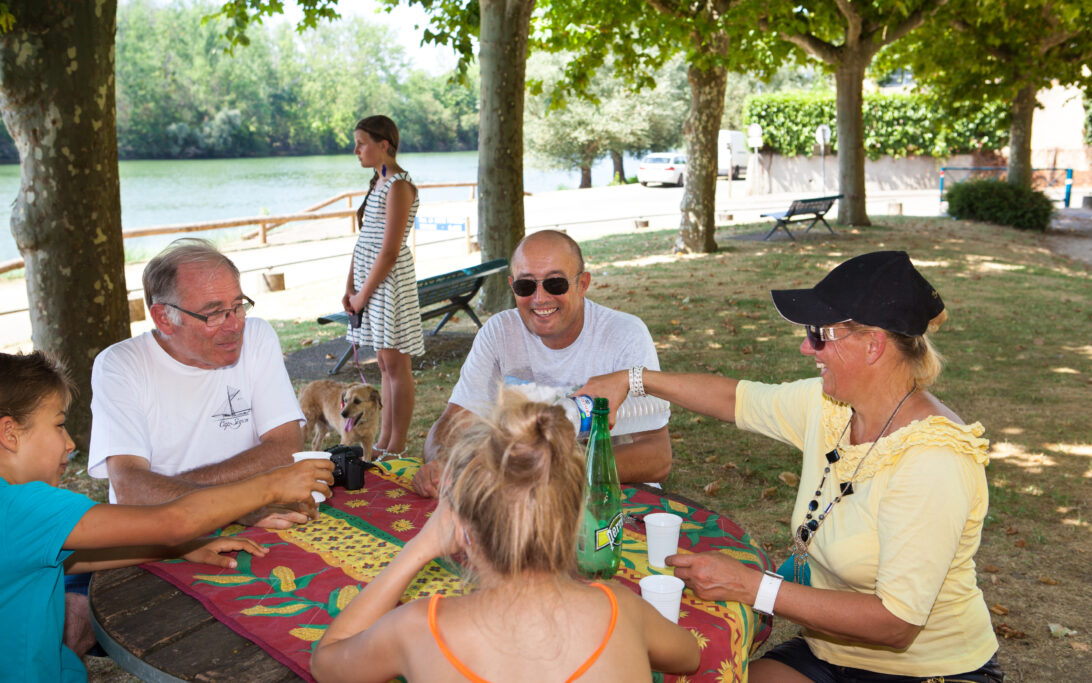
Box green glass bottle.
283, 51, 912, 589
576, 397, 623, 579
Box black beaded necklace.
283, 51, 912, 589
786, 385, 917, 584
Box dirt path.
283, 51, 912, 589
1045, 206, 1092, 268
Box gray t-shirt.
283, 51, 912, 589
449, 299, 669, 429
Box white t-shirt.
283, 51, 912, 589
448, 299, 668, 430
88, 318, 304, 502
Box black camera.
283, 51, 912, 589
348, 310, 362, 328
326, 444, 371, 490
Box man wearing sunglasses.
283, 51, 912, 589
87, 239, 307, 529
413, 230, 672, 497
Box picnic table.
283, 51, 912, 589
89, 459, 772, 682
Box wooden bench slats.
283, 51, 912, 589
318, 258, 509, 374
760, 194, 842, 241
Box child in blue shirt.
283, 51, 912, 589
0, 351, 334, 682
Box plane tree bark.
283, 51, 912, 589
0, 0, 129, 451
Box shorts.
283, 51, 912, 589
760, 636, 1004, 683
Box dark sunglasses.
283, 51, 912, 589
804, 324, 857, 351
510, 273, 582, 297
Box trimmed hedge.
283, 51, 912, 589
945, 179, 1054, 231
742, 91, 1008, 159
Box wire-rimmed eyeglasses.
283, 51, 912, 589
161, 296, 255, 328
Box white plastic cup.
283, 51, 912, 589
639, 574, 685, 623
644, 512, 683, 568
292, 451, 329, 503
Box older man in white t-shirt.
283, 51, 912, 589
412, 230, 671, 497
88, 239, 306, 529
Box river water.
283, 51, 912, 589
0, 151, 639, 262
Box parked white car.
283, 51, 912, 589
637, 154, 686, 187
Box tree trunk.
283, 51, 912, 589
676, 42, 728, 254
610, 150, 626, 184
1007, 84, 1036, 188
834, 56, 870, 226
0, 0, 128, 452
476, 0, 535, 312
579, 165, 592, 188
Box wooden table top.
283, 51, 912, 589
90, 565, 301, 681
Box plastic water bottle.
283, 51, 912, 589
562, 393, 670, 440
576, 397, 622, 579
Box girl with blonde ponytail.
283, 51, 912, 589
311, 389, 700, 683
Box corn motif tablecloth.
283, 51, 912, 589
145, 459, 771, 682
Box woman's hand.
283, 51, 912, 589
180, 536, 269, 568
573, 370, 630, 427
666, 551, 757, 603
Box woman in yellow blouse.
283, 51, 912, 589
578, 251, 1003, 682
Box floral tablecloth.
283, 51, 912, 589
145, 459, 771, 682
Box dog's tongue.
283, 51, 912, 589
344, 416, 357, 433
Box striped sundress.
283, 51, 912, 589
347, 171, 425, 356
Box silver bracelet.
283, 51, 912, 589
628, 366, 646, 397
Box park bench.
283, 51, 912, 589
318, 258, 509, 375
760, 194, 842, 241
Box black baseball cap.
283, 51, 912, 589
770, 251, 944, 337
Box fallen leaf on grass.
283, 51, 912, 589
994, 623, 1027, 639
1033, 338, 1044, 346
989, 604, 1010, 616
301, 338, 315, 346
1072, 642, 1090, 652
778, 471, 800, 487
703, 480, 722, 495
704, 455, 718, 463
1039, 576, 1058, 585
1014, 539, 1027, 548
722, 461, 738, 470
1049, 623, 1078, 638
1006, 526, 1019, 535
990, 575, 1000, 585
761, 486, 778, 499
983, 564, 1000, 573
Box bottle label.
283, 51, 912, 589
571, 394, 593, 436
593, 511, 624, 551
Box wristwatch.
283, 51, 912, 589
753, 570, 783, 616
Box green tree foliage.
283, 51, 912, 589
876, 0, 1092, 188
743, 91, 1008, 158
107, 0, 479, 159
524, 53, 689, 186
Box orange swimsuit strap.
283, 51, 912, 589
427, 581, 619, 683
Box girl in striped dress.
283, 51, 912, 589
343, 116, 425, 459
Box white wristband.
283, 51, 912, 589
628, 366, 646, 397
753, 570, 783, 616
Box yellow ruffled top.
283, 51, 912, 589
820, 396, 989, 482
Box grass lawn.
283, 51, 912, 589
69, 215, 1091, 681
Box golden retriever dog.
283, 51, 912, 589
298, 380, 381, 454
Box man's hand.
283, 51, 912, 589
238, 503, 315, 529
181, 536, 270, 568
412, 460, 442, 498
666, 551, 755, 603
573, 370, 630, 428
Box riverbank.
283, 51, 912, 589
2, 180, 1090, 352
